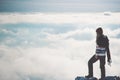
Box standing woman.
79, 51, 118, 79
85, 27, 112, 80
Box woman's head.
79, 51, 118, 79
96, 27, 103, 35
96, 27, 103, 38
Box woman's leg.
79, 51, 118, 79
86, 55, 98, 78
99, 56, 106, 78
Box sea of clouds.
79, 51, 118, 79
0, 12, 120, 80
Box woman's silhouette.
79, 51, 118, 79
85, 27, 112, 80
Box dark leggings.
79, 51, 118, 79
88, 55, 106, 78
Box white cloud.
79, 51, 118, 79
0, 28, 14, 35
0, 41, 94, 80
0, 13, 120, 80
0, 32, 120, 80
104, 28, 120, 38
104, 11, 112, 16
45, 28, 95, 42
0, 12, 120, 24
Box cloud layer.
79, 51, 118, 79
0, 13, 120, 80
0, 12, 120, 24
0, 38, 120, 80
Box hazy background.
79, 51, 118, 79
0, 0, 120, 80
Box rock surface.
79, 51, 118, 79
75, 76, 120, 80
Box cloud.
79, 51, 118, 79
0, 12, 120, 24
0, 24, 94, 47
0, 45, 88, 80
0, 13, 120, 80
104, 11, 112, 16
0, 24, 120, 47
45, 28, 95, 42
0, 34, 120, 80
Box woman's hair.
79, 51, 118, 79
96, 27, 103, 43
96, 27, 103, 35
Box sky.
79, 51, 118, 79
0, 0, 120, 80
0, 0, 120, 12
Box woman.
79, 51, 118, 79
85, 27, 112, 80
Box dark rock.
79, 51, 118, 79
75, 76, 120, 80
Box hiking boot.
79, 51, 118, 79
99, 77, 105, 80
85, 75, 93, 78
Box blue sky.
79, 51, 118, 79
0, 0, 120, 12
